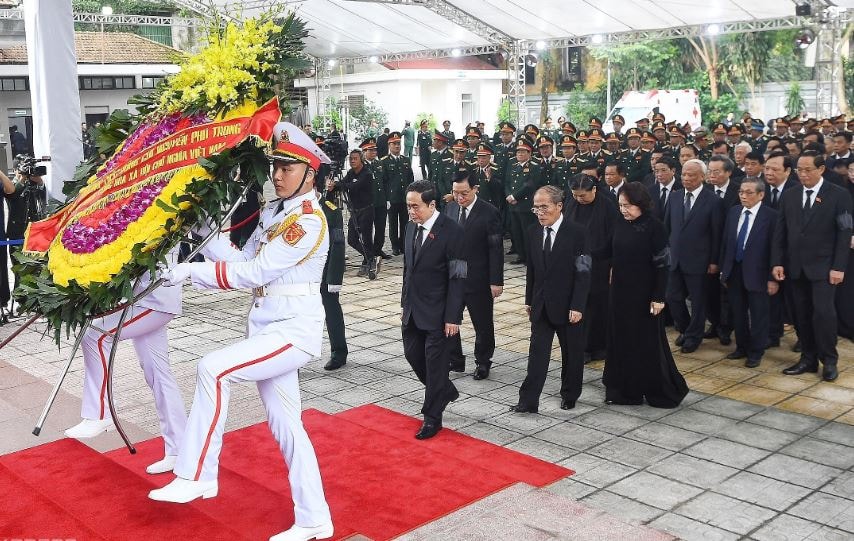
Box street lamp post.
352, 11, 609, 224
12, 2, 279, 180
100, 6, 113, 65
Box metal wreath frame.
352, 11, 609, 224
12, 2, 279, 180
29, 179, 256, 453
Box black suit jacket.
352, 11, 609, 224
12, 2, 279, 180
720, 204, 777, 292
771, 179, 853, 280
665, 187, 724, 274
402, 212, 466, 330
765, 178, 798, 210
525, 218, 591, 326
443, 198, 503, 293
705, 180, 741, 210
648, 179, 683, 222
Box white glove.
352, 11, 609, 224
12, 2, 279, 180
386, 201, 391, 210
327, 284, 342, 294
163, 263, 193, 286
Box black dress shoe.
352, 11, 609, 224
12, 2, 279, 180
822, 365, 839, 382
392, 248, 401, 256
675, 334, 685, 347
782, 361, 818, 375
765, 338, 781, 349
745, 358, 761, 368
506, 248, 516, 255
473, 365, 490, 380
510, 404, 538, 414
560, 399, 576, 410
380, 251, 392, 260
583, 352, 593, 364
703, 327, 717, 339
415, 421, 442, 440
719, 334, 732, 346
511, 258, 525, 265
791, 340, 802, 353
323, 359, 346, 371
449, 362, 465, 373
726, 350, 747, 360
681, 342, 699, 354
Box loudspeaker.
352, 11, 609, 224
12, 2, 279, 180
796, 3, 811, 16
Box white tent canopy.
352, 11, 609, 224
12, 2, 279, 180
201, 0, 850, 60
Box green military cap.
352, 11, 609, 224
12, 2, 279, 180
432, 129, 449, 143
387, 131, 403, 143
605, 132, 622, 144
499, 121, 517, 133
515, 134, 535, 151
712, 122, 728, 135
359, 137, 377, 150
576, 130, 589, 141
668, 125, 685, 138
612, 114, 626, 125
587, 128, 605, 140
561, 121, 577, 134
626, 127, 642, 138
536, 134, 554, 147
636, 117, 651, 127
476, 141, 495, 155
523, 124, 540, 137
728, 124, 744, 136
465, 126, 482, 139
652, 121, 667, 132
652, 111, 666, 123
451, 138, 468, 151
588, 117, 603, 129
559, 134, 578, 147
641, 130, 656, 142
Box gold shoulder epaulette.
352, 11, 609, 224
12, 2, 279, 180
324, 200, 338, 210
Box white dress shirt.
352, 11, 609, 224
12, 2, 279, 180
802, 178, 824, 207
736, 200, 762, 248
543, 213, 564, 247
417, 209, 440, 245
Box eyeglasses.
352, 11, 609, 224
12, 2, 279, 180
796, 167, 819, 173
531, 205, 556, 214
738, 190, 759, 195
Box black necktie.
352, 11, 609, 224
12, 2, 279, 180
459, 206, 467, 227
611, 187, 617, 198
660, 187, 667, 209
276, 200, 284, 214
413, 225, 424, 257
544, 226, 553, 261
771, 188, 779, 206
684, 192, 693, 218
716, 189, 723, 199
803, 189, 814, 212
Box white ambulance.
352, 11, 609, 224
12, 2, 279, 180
603, 89, 703, 132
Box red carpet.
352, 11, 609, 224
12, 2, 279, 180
1, 405, 572, 540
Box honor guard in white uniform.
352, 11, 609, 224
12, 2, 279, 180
149, 123, 334, 541
65, 250, 187, 476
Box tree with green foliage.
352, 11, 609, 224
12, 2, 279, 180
588, 41, 682, 100
349, 98, 389, 140
312, 97, 343, 133
563, 87, 606, 125
415, 112, 438, 133
496, 99, 518, 126
786, 82, 805, 118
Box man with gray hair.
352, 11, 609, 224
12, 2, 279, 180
665, 159, 724, 353
512, 185, 591, 413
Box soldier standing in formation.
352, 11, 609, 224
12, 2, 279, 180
379, 131, 415, 256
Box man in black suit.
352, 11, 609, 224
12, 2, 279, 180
648, 155, 682, 222
376, 128, 390, 158
603, 162, 627, 203
512, 186, 591, 413
665, 159, 724, 353
764, 152, 799, 348
719, 177, 779, 367
704, 155, 741, 345
444, 171, 504, 380
772, 151, 853, 382
401, 180, 466, 439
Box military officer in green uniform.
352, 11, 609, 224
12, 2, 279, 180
416, 119, 432, 180
636, 117, 651, 133
576, 130, 590, 156
505, 135, 542, 265
691, 127, 712, 162
472, 141, 502, 205
536, 134, 561, 187
640, 130, 657, 153
585, 128, 615, 178
319, 177, 348, 370
465, 126, 482, 162
440, 138, 472, 205
588, 116, 603, 131
441, 120, 455, 143
361, 137, 391, 260
652, 121, 669, 151
560, 121, 577, 137
604, 132, 623, 157
622, 127, 651, 184
379, 131, 415, 256
748, 119, 768, 154
494, 121, 516, 244
727, 124, 745, 147
554, 134, 585, 189
667, 125, 685, 162
429, 129, 451, 186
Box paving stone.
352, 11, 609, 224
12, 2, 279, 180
608, 471, 704, 510
533, 422, 615, 452
713, 471, 813, 511
543, 478, 598, 500
780, 437, 854, 470
822, 470, 854, 500
558, 453, 638, 488
717, 421, 801, 451
623, 422, 706, 452
506, 436, 575, 463
676, 492, 778, 535
692, 395, 766, 420
746, 408, 828, 435
659, 408, 735, 435
751, 513, 840, 541
580, 490, 665, 524
788, 492, 854, 533
486, 410, 562, 436
649, 512, 741, 541
683, 437, 771, 469
587, 436, 674, 469
648, 454, 739, 489
748, 453, 843, 489
575, 409, 651, 435
809, 422, 854, 447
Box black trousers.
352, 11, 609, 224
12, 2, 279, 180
726, 263, 770, 362
448, 288, 495, 368
373, 205, 387, 255
666, 269, 708, 345
769, 283, 785, 341
706, 274, 733, 338
0, 243, 9, 306
419, 150, 429, 180
788, 273, 839, 366
518, 313, 584, 408
387, 202, 408, 252
509, 210, 534, 263
347, 206, 374, 261
321, 285, 347, 363
402, 318, 457, 423
836, 249, 854, 340
584, 260, 610, 355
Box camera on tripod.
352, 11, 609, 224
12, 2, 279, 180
15, 154, 50, 177
321, 136, 347, 179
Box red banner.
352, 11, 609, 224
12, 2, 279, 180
25, 99, 281, 254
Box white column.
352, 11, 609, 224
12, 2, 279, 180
24, 0, 82, 202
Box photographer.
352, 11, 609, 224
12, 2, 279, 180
3, 159, 47, 291
340, 149, 378, 279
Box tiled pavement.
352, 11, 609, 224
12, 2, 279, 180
1, 243, 853, 540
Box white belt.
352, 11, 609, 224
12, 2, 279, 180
254, 282, 321, 297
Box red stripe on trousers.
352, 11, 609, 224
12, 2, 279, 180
193, 343, 293, 481
96, 308, 154, 419
214, 261, 226, 289
220, 262, 233, 289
